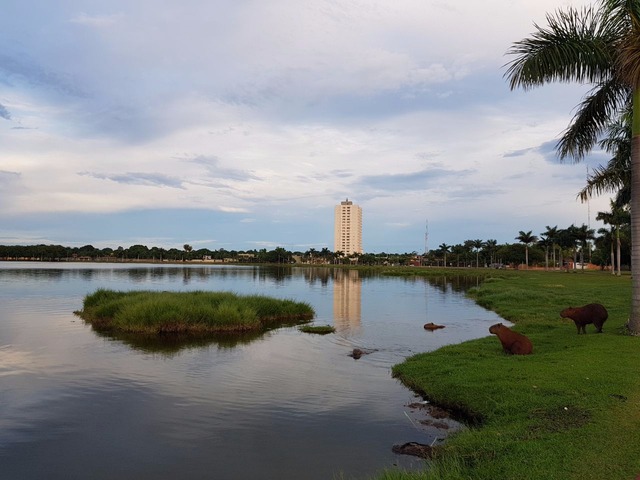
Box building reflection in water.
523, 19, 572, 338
333, 269, 362, 333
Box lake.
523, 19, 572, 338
0, 263, 503, 479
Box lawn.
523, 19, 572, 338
383, 269, 640, 480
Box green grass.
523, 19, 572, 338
76, 288, 314, 334
299, 324, 335, 334
383, 270, 640, 480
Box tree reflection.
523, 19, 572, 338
89, 328, 270, 356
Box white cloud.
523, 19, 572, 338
69, 13, 122, 27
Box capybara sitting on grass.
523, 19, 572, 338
489, 323, 533, 355
560, 303, 608, 334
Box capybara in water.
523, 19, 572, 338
559, 303, 608, 334
423, 322, 445, 330
489, 323, 533, 355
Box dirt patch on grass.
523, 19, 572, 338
528, 405, 591, 435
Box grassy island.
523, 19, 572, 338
76, 289, 314, 334
299, 324, 335, 334
382, 269, 639, 480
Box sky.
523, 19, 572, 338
0, 0, 615, 254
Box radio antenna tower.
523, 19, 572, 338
424, 219, 429, 255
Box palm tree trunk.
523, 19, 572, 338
525, 246, 528, 269
629, 91, 640, 334
610, 230, 615, 275
616, 227, 621, 276
545, 246, 549, 271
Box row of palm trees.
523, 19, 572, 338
433, 212, 630, 272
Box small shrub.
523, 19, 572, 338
299, 324, 335, 334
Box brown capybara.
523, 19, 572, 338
423, 322, 445, 330
559, 303, 608, 334
489, 323, 533, 355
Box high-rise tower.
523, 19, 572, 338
334, 198, 362, 256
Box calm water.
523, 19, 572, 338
0, 263, 503, 480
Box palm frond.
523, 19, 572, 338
505, 6, 617, 90
599, 106, 633, 153
557, 80, 630, 160
578, 162, 629, 201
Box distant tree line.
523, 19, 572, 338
0, 219, 630, 271
428, 221, 630, 272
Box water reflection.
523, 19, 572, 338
89, 328, 269, 355
333, 269, 362, 333
421, 275, 483, 294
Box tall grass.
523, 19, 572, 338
383, 270, 640, 480
77, 289, 314, 334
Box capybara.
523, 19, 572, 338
489, 323, 533, 355
559, 303, 608, 334
423, 322, 445, 330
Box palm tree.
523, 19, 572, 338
183, 244, 193, 261
306, 248, 317, 263
515, 231, 538, 269
542, 225, 559, 269
597, 200, 630, 275
597, 225, 616, 272
471, 239, 485, 268
597, 208, 616, 274
538, 235, 552, 270
575, 224, 596, 269
319, 247, 331, 263
556, 227, 577, 271
451, 244, 466, 267
565, 225, 579, 270
505, 0, 640, 332
485, 239, 498, 266
438, 243, 451, 267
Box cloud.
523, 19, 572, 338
0, 103, 11, 119
0, 170, 21, 184
186, 155, 261, 182
0, 53, 86, 97
218, 206, 249, 213
77, 171, 186, 189
68, 13, 122, 27
357, 167, 473, 191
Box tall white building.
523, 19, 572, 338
334, 198, 362, 256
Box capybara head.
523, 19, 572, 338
559, 307, 574, 318
489, 323, 503, 334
